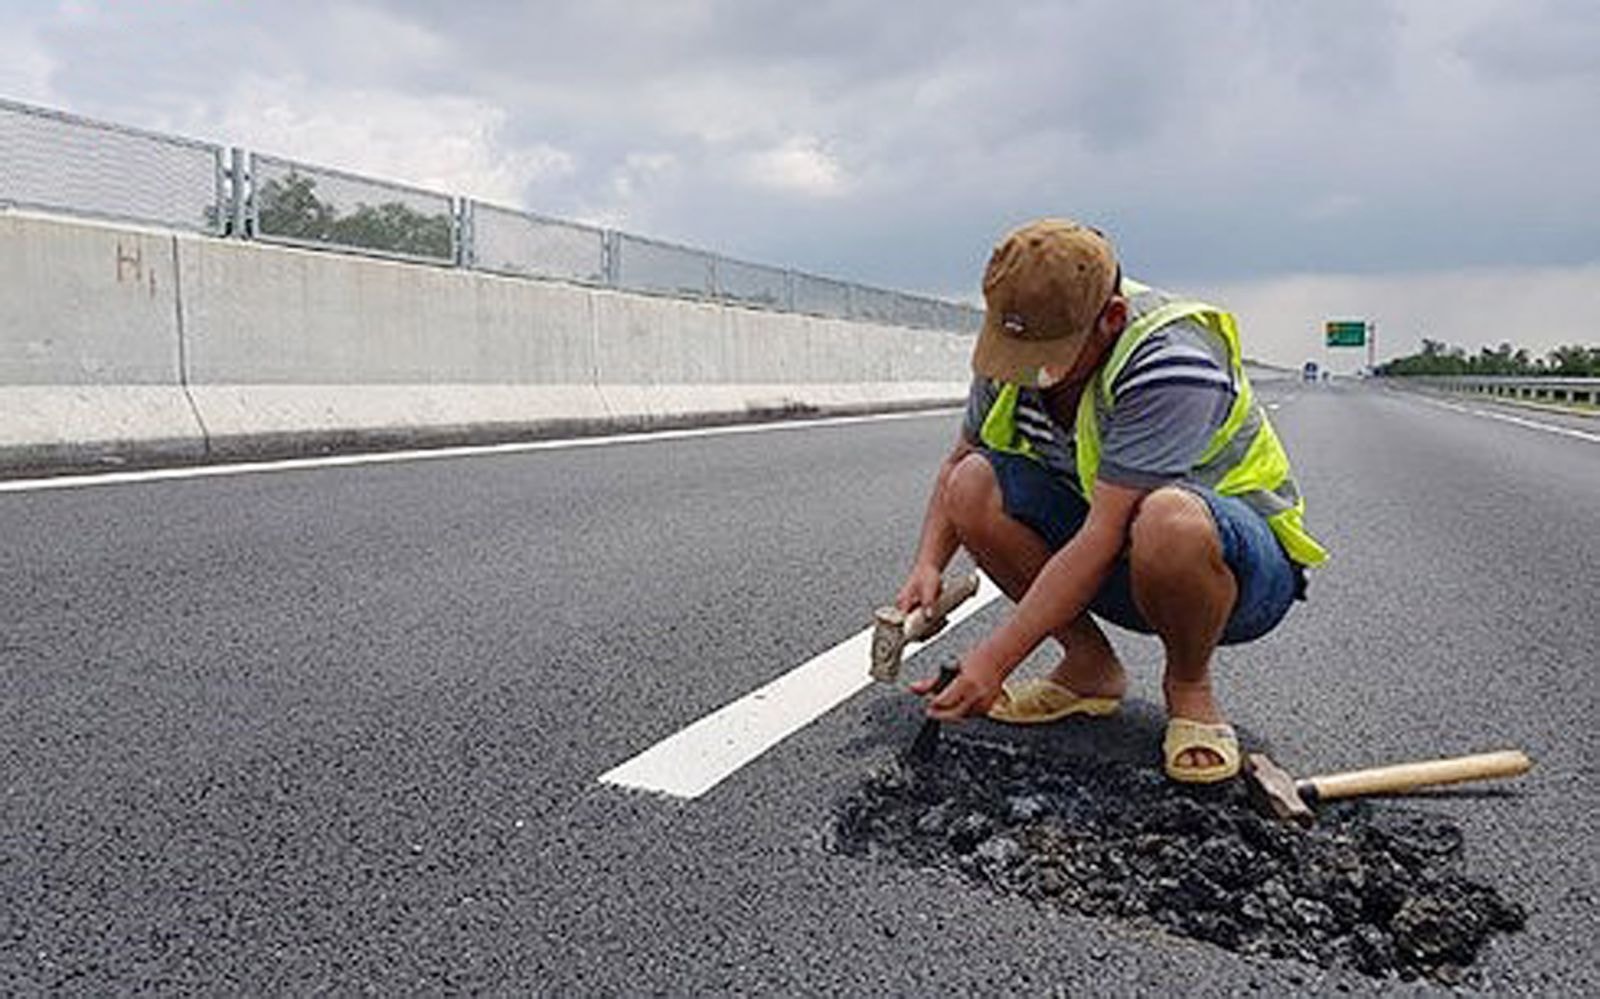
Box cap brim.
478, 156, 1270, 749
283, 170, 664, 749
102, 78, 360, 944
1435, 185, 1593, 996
970, 311, 1090, 384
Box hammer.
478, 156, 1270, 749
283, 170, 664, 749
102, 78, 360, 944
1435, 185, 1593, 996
869, 571, 980, 683
1244, 749, 1534, 825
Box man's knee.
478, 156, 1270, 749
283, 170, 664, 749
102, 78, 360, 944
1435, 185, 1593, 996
941, 452, 1003, 536
1129, 487, 1225, 579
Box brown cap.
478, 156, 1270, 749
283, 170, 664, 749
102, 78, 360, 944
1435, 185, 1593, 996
971, 218, 1119, 384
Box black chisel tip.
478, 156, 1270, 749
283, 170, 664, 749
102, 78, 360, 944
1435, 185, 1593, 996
907, 664, 961, 762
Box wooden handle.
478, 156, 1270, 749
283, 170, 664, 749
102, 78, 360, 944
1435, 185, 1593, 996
904, 571, 979, 641
1308, 750, 1533, 802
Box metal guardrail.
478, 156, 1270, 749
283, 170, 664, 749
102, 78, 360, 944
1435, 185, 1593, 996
1402, 375, 1599, 406
0, 96, 982, 333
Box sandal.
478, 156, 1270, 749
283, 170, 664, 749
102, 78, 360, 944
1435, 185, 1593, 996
985, 677, 1121, 725
1163, 718, 1242, 784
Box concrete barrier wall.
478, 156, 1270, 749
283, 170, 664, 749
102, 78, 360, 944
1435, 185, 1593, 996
1, 212, 972, 469
179, 237, 601, 384
0, 214, 205, 465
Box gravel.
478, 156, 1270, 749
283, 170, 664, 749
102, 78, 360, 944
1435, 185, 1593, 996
829, 737, 1525, 985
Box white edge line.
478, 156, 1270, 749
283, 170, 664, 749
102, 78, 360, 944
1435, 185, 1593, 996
1407, 393, 1600, 444
0, 407, 961, 495
598, 573, 1004, 799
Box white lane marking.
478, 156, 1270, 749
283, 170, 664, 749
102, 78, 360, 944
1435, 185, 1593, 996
0, 407, 961, 495
1410, 394, 1600, 444
598, 574, 1004, 799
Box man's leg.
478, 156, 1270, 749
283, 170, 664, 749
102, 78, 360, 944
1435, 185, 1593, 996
940, 453, 1126, 699
1127, 487, 1237, 769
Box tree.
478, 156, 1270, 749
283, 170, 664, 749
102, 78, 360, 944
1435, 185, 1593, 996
255, 171, 452, 259
1378, 338, 1600, 377
256, 172, 337, 242
1471, 342, 1518, 376
331, 201, 452, 259
1546, 344, 1600, 376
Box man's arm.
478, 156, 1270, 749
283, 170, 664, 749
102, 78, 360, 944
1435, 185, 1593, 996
924, 477, 1147, 720
895, 435, 974, 612
898, 378, 994, 610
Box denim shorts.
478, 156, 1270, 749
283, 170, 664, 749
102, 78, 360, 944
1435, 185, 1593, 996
982, 450, 1305, 645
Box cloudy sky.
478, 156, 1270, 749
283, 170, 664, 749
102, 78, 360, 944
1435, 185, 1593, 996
2, 0, 1595, 366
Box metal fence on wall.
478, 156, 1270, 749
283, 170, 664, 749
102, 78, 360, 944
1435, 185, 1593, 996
614, 232, 714, 300
466, 201, 606, 284
714, 255, 790, 310
793, 272, 853, 320
250, 154, 458, 265
0, 97, 982, 332
0, 97, 225, 235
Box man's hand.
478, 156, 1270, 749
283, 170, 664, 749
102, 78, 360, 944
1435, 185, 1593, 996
895, 562, 944, 613
910, 663, 1004, 721
897, 436, 971, 615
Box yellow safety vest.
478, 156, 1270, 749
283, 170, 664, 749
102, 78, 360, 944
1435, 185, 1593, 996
979, 280, 1328, 566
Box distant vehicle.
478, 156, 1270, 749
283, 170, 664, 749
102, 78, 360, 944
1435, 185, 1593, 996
1302, 361, 1321, 382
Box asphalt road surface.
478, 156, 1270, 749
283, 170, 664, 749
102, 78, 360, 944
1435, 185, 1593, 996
2, 379, 1596, 995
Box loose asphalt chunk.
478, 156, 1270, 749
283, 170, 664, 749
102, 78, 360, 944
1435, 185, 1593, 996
828, 737, 1525, 986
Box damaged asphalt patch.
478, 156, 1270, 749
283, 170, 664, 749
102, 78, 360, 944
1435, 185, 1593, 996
829, 736, 1525, 986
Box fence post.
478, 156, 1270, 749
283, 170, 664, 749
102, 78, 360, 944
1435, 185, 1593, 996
601, 231, 620, 287
244, 151, 259, 240
455, 199, 474, 269
228, 147, 250, 239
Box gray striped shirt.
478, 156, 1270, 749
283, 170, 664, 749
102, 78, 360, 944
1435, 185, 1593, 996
963, 318, 1236, 492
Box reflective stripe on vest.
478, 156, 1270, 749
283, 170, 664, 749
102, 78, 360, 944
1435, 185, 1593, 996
980, 279, 1328, 567
979, 381, 1040, 460
1078, 283, 1327, 566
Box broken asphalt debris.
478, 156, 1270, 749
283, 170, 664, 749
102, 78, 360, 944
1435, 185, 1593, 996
830, 738, 1524, 984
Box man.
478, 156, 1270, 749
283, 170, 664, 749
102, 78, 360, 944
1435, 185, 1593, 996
898, 219, 1326, 783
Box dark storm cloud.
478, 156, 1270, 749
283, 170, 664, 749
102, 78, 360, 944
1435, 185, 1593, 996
1456, 0, 1600, 83
3, 0, 1596, 298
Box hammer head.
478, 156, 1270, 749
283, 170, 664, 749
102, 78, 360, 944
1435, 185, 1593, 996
870, 606, 908, 682
1244, 752, 1314, 826
870, 572, 976, 683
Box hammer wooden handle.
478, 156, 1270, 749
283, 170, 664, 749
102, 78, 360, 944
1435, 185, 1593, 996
903, 571, 980, 641
869, 572, 981, 683
1306, 750, 1533, 803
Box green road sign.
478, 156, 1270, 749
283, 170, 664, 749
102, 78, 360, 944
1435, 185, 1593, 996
1325, 320, 1367, 347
